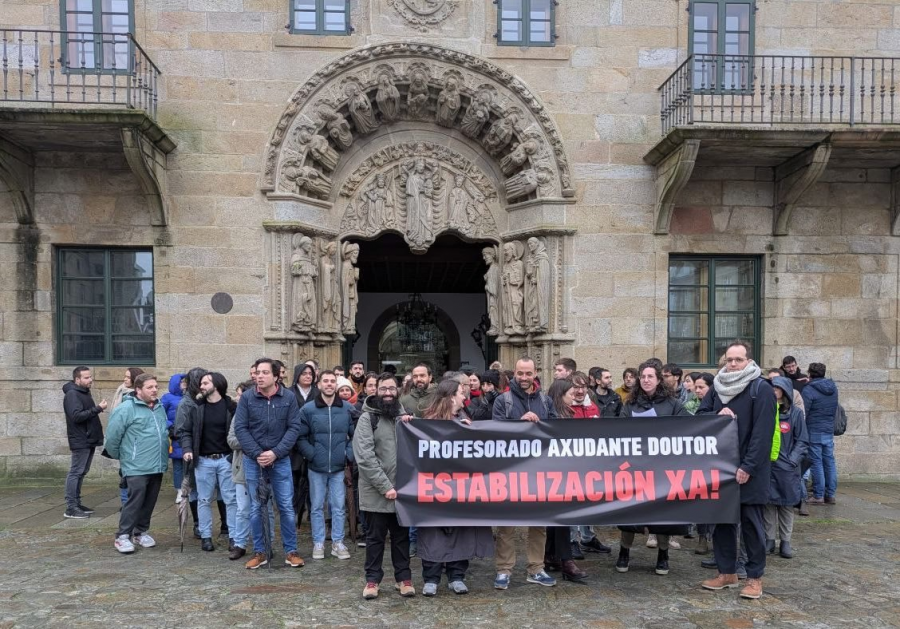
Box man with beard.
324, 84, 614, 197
588, 367, 623, 417
353, 373, 415, 599
104, 374, 169, 553
491, 356, 558, 589
178, 372, 237, 553
62, 366, 107, 519
400, 362, 435, 415
349, 361, 367, 396
781, 355, 809, 393
176, 367, 208, 539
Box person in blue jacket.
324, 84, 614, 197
161, 374, 188, 503
801, 362, 839, 505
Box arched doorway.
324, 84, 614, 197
367, 298, 459, 375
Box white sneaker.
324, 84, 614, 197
312, 543, 325, 559
668, 538, 681, 550
332, 542, 351, 560
646, 534, 658, 548
115, 534, 135, 553
133, 533, 156, 548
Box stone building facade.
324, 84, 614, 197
1, 0, 899, 479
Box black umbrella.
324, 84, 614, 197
177, 460, 194, 553
256, 464, 274, 569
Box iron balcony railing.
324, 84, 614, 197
660, 54, 900, 134
1, 29, 160, 120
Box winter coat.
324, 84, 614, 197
468, 389, 498, 421
297, 394, 355, 474
594, 388, 623, 418
491, 379, 557, 421
233, 385, 302, 461
768, 377, 809, 506
292, 384, 319, 408
62, 382, 105, 450
353, 398, 407, 513
161, 374, 185, 459
177, 396, 235, 456
227, 417, 245, 485
400, 384, 435, 415
571, 398, 601, 418
801, 378, 839, 436
103, 396, 169, 477
698, 376, 775, 505
784, 370, 809, 394
622, 393, 690, 417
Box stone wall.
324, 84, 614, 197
1, 0, 899, 478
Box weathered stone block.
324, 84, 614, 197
840, 390, 897, 413
817, 3, 892, 29
2, 312, 52, 342
578, 318, 612, 346
22, 437, 69, 456
821, 273, 861, 298
782, 299, 831, 318
31, 389, 64, 413
0, 438, 22, 456
869, 412, 900, 435
225, 316, 263, 344
0, 342, 23, 367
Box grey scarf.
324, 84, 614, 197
713, 360, 761, 404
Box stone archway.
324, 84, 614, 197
366, 301, 460, 374
259, 42, 579, 380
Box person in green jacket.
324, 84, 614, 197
104, 373, 169, 554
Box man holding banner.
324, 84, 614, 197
699, 341, 775, 600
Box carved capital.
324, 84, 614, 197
0, 135, 34, 224
773, 142, 832, 236
653, 139, 700, 235
121, 127, 169, 226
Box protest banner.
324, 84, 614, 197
395, 417, 740, 527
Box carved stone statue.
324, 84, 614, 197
407, 70, 430, 119
525, 236, 551, 333
364, 173, 395, 231
483, 110, 519, 156
297, 128, 339, 171
435, 77, 461, 127
467, 191, 489, 237
500, 137, 539, 175
341, 242, 360, 334
402, 157, 438, 249
319, 240, 341, 332
345, 83, 379, 134
482, 245, 501, 335
500, 241, 525, 335
447, 173, 471, 232
460, 89, 492, 138
505, 168, 539, 201
283, 160, 332, 198
376, 73, 401, 121
290, 234, 318, 332
318, 102, 353, 149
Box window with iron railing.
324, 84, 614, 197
60, 0, 133, 72
291, 0, 350, 35
497, 0, 555, 47
689, 0, 755, 91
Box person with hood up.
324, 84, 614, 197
290, 362, 319, 525
766, 377, 809, 559
801, 362, 839, 505
62, 366, 108, 519
161, 373, 187, 503
467, 370, 500, 421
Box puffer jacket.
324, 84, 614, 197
593, 388, 623, 418
103, 395, 169, 477
297, 394, 355, 474
161, 373, 185, 459
233, 385, 302, 461
468, 389, 498, 421
491, 379, 557, 421
400, 384, 435, 415
353, 398, 407, 513
801, 377, 839, 435
622, 392, 690, 417
62, 382, 105, 450
769, 377, 809, 506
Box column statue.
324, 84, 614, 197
525, 236, 551, 333
482, 245, 501, 335
290, 234, 318, 332
500, 241, 525, 335
341, 242, 360, 335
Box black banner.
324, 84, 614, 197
396, 417, 740, 527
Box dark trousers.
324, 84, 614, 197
65, 448, 95, 509
363, 511, 411, 584
117, 473, 163, 538
713, 504, 766, 579
545, 526, 573, 561
422, 559, 468, 584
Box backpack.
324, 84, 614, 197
833, 403, 848, 436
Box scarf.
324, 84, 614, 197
713, 360, 761, 404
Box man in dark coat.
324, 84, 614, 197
781, 355, 809, 394
698, 341, 774, 600
467, 369, 500, 421
801, 362, 839, 504
62, 366, 108, 519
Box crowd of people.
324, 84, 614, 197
60, 345, 842, 601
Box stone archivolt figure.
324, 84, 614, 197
482, 245, 501, 335
402, 158, 437, 249
297, 128, 339, 171
505, 168, 539, 201
500, 137, 539, 175
319, 240, 341, 332
345, 83, 379, 134
435, 78, 461, 127
525, 236, 551, 333
365, 173, 395, 232
376, 73, 401, 122
407, 70, 430, 119
460, 89, 492, 138
283, 160, 332, 198
448, 173, 471, 232
483, 110, 519, 156
500, 241, 525, 335
291, 234, 318, 332
341, 242, 360, 335
318, 102, 353, 149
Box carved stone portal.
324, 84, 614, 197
387, 0, 459, 31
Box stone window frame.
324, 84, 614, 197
667, 254, 761, 369
688, 0, 756, 93
56, 247, 156, 366
495, 0, 557, 48
59, 0, 134, 74
290, 0, 352, 36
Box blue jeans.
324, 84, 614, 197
244, 456, 297, 555
570, 525, 595, 543
195, 456, 237, 539
808, 433, 837, 499
234, 481, 275, 550
309, 470, 346, 545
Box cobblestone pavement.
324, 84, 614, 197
1, 482, 899, 628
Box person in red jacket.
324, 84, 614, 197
570, 371, 600, 418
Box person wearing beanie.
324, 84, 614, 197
468, 370, 500, 421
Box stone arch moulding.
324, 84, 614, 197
260, 42, 577, 220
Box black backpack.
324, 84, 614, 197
833, 403, 847, 436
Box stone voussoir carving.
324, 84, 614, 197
387, 0, 459, 31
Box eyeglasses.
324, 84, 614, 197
572, 385, 587, 390
377, 387, 398, 393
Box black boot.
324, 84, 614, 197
581, 537, 612, 554
561, 559, 588, 583
543, 554, 562, 572
201, 538, 215, 552
189, 501, 201, 539
766, 538, 776, 554
779, 540, 794, 559
615, 547, 630, 573
701, 557, 718, 569
798, 500, 809, 516
570, 541, 585, 560
217, 500, 229, 537
655, 549, 670, 575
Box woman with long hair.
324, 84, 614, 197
416, 379, 494, 596
543, 379, 588, 583
112, 367, 144, 411
617, 361, 690, 576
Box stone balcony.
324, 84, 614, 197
644, 54, 900, 236
0, 29, 174, 225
